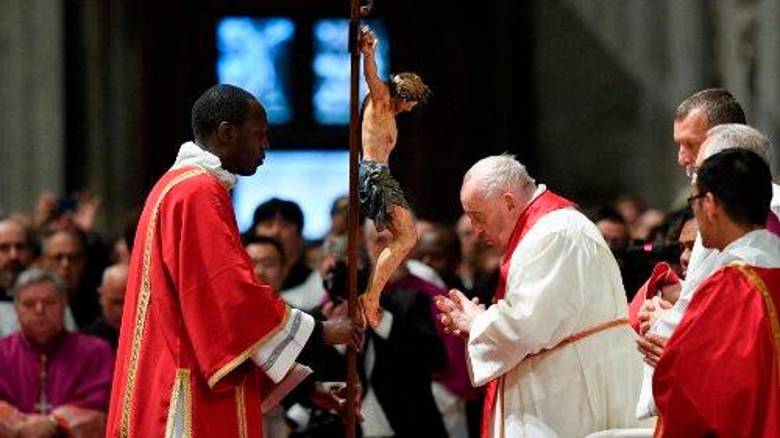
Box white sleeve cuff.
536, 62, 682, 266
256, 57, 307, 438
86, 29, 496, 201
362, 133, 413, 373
252, 309, 315, 383
373, 310, 393, 339
260, 363, 313, 413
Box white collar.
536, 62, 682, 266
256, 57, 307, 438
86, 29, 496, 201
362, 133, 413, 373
717, 228, 780, 269
171, 141, 237, 189
529, 183, 547, 202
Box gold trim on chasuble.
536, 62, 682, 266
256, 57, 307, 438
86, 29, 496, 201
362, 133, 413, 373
733, 263, 780, 380
164, 369, 193, 438
207, 305, 292, 389
235, 379, 248, 438
119, 169, 206, 438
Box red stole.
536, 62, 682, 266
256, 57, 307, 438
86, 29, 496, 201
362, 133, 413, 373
481, 190, 575, 438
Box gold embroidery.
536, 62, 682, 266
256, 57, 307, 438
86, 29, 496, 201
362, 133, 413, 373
163, 372, 180, 438
235, 379, 247, 438
207, 306, 291, 389
164, 369, 192, 438
119, 169, 206, 438
182, 369, 192, 438
734, 264, 780, 382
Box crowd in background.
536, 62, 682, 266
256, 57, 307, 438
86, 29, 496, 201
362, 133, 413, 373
1, 87, 778, 438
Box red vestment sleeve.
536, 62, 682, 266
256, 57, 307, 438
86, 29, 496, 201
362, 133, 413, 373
653, 266, 780, 437
160, 175, 289, 389
628, 262, 678, 333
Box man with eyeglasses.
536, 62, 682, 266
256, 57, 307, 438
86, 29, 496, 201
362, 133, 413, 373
635, 122, 778, 420
651, 148, 780, 436
40, 229, 98, 328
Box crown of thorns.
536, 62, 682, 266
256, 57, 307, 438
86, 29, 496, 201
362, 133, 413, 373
388, 72, 432, 104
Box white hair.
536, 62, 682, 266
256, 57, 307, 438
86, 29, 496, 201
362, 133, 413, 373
703, 124, 773, 167
12, 268, 67, 301
463, 154, 536, 198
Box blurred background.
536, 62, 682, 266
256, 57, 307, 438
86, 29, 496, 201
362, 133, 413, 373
1, 0, 779, 238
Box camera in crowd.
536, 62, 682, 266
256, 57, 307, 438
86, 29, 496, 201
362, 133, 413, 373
321, 236, 370, 304
623, 241, 682, 265
618, 241, 682, 299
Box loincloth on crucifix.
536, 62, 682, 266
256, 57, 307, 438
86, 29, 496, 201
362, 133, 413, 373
358, 160, 410, 232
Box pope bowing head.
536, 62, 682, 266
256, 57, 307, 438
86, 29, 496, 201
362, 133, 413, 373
460, 155, 537, 251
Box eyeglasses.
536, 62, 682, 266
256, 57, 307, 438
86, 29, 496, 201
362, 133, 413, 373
46, 252, 84, 264
687, 192, 707, 209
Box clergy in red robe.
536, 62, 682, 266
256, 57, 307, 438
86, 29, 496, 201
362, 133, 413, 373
106, 85, 360, 438
653, 148, 780, 437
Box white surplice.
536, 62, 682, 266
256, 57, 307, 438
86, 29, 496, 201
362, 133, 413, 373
467, 195, 647, 438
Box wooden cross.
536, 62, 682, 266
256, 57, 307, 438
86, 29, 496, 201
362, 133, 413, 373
346, 1, 373, 437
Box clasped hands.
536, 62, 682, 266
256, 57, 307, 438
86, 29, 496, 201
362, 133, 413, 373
434, 289, 485, 340
636, 297, 672, 368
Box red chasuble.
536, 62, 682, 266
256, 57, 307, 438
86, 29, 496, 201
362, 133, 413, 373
653, 264, 780, 437
106, 167, 290, 438
480, 190, 575, 438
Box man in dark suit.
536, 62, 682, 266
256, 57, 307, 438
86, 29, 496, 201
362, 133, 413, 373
358, 218, 447, 438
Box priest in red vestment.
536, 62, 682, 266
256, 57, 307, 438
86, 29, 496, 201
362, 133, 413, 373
106, 85, 361, 438
653, 148, 780, 437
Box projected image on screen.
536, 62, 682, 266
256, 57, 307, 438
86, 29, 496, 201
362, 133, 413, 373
232, 150, 349, 240
217, 17, 295, 124
313, 19, 389, 125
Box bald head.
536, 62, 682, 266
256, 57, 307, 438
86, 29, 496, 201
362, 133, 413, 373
0, 218, 32, 291
102, 263, 129, 288
99, 263, 129, 329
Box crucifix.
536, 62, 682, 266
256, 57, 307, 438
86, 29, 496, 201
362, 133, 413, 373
345, 0, 373, 436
